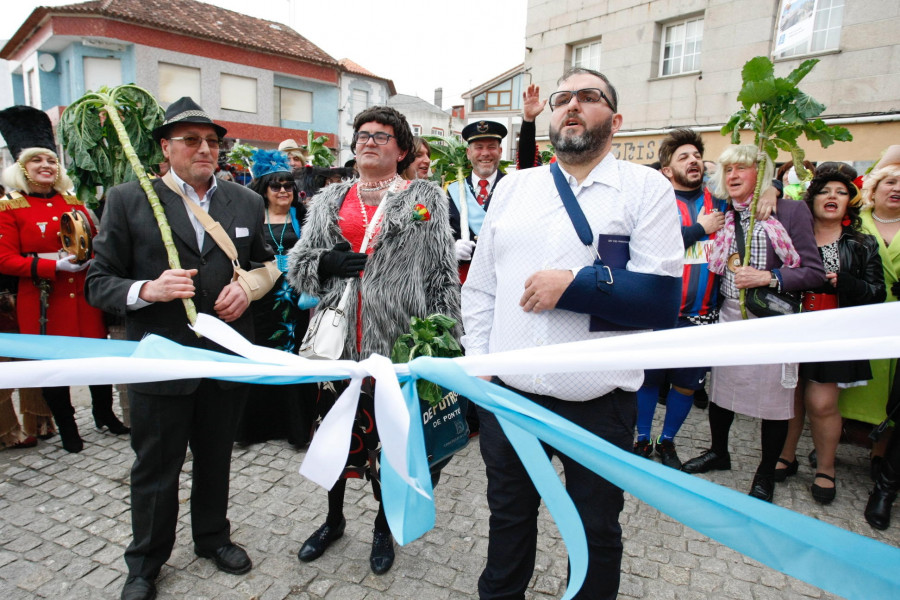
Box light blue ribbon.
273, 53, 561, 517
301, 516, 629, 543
1, 332, 899, 600
408, 357, 900, 600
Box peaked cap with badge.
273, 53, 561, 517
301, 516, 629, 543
462, 120, 507, 144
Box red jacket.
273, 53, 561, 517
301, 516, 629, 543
0, 191, 106, 338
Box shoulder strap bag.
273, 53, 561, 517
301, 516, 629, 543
161, 172, 280, 302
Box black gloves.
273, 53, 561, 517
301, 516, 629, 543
318, 242, 367, 279
892, 280, 900, 299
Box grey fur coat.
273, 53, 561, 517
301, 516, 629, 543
286, 179, 461, 361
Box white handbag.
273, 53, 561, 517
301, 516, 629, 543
298, 183, 397, 360
298, 282, 353, 360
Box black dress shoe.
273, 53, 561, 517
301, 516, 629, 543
370, 529, 395, 575
681, 449, 731, 474
298, 518, 345, 562
773, 457, 799, 482
749, 473, 775, 502
121, 576, 156, 600
94, 410, 131, 435
195, 542, 252, 575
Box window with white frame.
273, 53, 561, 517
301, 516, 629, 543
471, 74, 523, 112
431, 127, 444, 136
351, 89, 369, 119
775, 0, 843, 59
158, 63, 201, 105
660, 17, 703, 76
277, 87, 312, 123
412, 124, 422, 136
572, 41, 601, 70
220, 74, 257, 113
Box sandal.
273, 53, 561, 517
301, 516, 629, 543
773, 457, 798, 482
810, 472, 836, 505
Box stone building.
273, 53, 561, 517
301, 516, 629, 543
525, 0, 899, 170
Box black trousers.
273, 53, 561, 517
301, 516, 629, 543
124, 379, 247, 579
476, 381, 635, 600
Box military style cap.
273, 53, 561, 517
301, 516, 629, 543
462, 120, 507, 143
152, 96, 227, 142
0, 105, 56, 159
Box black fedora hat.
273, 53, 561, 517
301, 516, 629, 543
152, 96, 227, 142
0, 105, 57, 160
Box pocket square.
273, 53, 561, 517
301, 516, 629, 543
235, 227, 249, 238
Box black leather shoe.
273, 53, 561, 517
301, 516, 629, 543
773, 457, 799, 482
749, 473, 775, 502
94, 410, 131, 435
681, 449, 731, 474
655, 438, 682, 470
810, 472, 836, 504
195, 542, 251, 575
298, 518, 345, 562
370, 529, 395, 575
121, 576, 156, 600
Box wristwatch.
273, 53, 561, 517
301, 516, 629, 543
769, 274, 779, 288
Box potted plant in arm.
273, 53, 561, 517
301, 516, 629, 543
59, 84, 197, 324
721, 56, 852, 318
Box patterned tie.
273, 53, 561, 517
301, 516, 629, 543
477, 179, 489, 205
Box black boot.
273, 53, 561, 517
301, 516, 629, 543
90, 385, 130, 435
865, 459, 898, 530
42, 387, 83, 453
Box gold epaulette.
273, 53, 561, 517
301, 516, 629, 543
0, 191, 30, 211
63, 194, 83, 206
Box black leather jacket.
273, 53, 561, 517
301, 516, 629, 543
807, 229, 886, 307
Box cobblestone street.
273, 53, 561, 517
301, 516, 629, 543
0, 387, 897, 599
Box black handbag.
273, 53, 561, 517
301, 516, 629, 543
734, 215, 801, 318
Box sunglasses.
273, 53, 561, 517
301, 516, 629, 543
267, 181, 296, 192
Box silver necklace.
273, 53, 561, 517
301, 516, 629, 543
872, 212, 900, 224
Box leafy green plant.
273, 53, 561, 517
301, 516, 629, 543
721, 56, 852, 318
391, 314, 462, 406
301, 130, 335, 167
227, 142, 256, 172
540, 146, 555, 165
59, 84, 196, 324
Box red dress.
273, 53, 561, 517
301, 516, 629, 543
0, 191, 106, 338
338, 185, 379, 352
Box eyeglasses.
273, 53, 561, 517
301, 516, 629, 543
354, 131, 394, 146
548, 88, 616, 112
168, 136, 225, 149
267, 181, 295, 192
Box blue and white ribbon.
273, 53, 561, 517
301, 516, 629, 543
1, 304, 899, 599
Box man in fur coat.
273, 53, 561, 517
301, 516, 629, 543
286, 106, 460, 575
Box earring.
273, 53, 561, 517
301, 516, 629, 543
842, 215, 851, 227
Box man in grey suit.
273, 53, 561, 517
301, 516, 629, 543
86, 97, 274, 600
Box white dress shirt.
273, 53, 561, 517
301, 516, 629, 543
126, 172, 217, 310
461, 153, 683, 401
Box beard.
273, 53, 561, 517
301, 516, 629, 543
550, 113, 613, 165
671, 167, 703, 189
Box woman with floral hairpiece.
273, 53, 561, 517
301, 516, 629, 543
233, 149, 317, 448
287, 106, 459, 575
774, 167, 885, 504
0, 105, 127, 454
